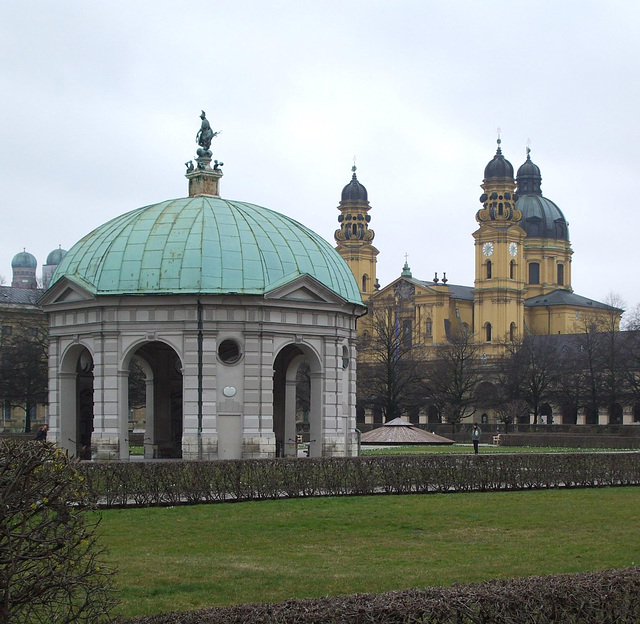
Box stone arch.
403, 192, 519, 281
475, 381, 497, 411
59, 343, 94, 459
584, 405, 599, 425
427, 404, 441, 424
273, 343, 323, 458
121, 340, 184, 459
540, 403, 553, 424
561, 404, 578, 425
608, 402, 623, 425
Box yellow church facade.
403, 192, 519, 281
334, 141, 620, 356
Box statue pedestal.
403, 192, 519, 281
186, 166, 223, 197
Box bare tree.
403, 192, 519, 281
496, 335, 561, 425
357, 301, 425, 422
0, 440, 119, 622
0, 315, 49, 433
426, 326, 481, 432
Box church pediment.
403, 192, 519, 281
38, 276, 96, 306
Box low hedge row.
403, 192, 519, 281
498, 433, 640, 448
79, 452, 640, 508
121, 566, 640, 623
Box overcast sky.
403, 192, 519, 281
1, 1, 639, 313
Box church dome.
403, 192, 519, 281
46, 247, 67, 266
483, 140, 514, 180
515, 150, 569, 241
11, 250, 37, 269
51, 196, 362, 304
341, 167, 368, 202
516, 194, 570, 241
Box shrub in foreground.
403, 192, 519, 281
0, 440, 119, 623
122, 566, 640, 623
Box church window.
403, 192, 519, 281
557, 263, 564, 286
510, 322, 516, 342
486, 260, 492, 279
510, 260, 515, 279
485, 323, 492, 342
529, 262, 540, 284
362, 274, 369, 292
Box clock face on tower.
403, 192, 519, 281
482, 242, 494, 257
509, 242, 518, 257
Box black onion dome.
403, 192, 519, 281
516, 149, 542, 195
341, 166, 368, 202
484, 140, 514, 180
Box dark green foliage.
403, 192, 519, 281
80, 453, 640, 508
0, 440, 119, 622
120, 566, 640, 623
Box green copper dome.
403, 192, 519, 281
51, 196, 362, 304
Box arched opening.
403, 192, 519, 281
486, 260, 492, 279
540, 403, 553, 424
427, 404, 441, 424
273, 344, 322, 458
510, 260, 515, 279
585, 405, 599, 425
608, 402, 623, 425
509, 322, 516, 342
125, 341, 183, 460
557, 263, 565, 286
127, 357, 148, 458
59, 345, 94, 459
408, 407, 420, 424
561, 404, 578, 425
475, 381, 497, 413
485, 323, 492, 342
633, 403, 640, 423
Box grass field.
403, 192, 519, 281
99, 486, 640, 619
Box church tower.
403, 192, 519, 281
334, 166, 379, 298
473, 139, 526, 345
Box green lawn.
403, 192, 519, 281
362, 444, 637, 455
99, 487, 640, 619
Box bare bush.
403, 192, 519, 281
0, 440, 119, 622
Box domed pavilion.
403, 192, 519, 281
40, 113, 366, 460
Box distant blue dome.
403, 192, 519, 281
46, 247, 67, 266
11, 250, 37, 269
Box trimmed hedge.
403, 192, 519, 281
498, 433, 640, 448
79, 453, 640, 508
120, 566, 640, 623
